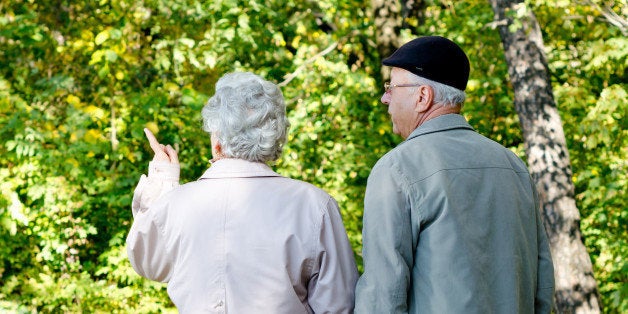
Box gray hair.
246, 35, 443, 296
408, 73, 466, 107
202, 72, 289, 162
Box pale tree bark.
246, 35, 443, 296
371, 0, 401, 66
488, 0, 601, 312
371, 0, 423, 80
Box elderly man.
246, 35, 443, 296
355, 36, 554, 313
127, 72, 358, 313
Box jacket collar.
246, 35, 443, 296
405, 114, 475, 142
199, 158, 282, 179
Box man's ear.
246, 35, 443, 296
415, 85, 434, 113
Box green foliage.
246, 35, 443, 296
0, 0, 625, 312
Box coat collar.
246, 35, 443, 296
199, 158, 282, 179
405, 114, 475, 142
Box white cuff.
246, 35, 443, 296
131, 162, 180, 216
148, 161, 180, 181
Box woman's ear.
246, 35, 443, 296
211, 133, 223, 158
213, 141, 222, 155
415, 85, 434, 113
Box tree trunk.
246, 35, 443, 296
488, 1, 601, 313
371, 0, 401, 62
371, 0, 423, 80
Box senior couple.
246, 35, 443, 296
127, 36, 554, 313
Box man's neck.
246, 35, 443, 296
416, 104, 461, 128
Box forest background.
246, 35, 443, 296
0, 0, 626, 312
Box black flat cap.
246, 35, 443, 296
383, 36, 470, 91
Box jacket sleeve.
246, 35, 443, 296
533, 186, 555, 313
131, 161, 180, 217
126, 161, 180, 282
355, 161, 414, 313
126, 203, 174, 282
308, 197, 359, 314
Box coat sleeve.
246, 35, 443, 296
355, 161, 414, 313
127, 161, 180, 282
126, 203, 174, 282
308, 197, 359, 314
533, 186, 555, 313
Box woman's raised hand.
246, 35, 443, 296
144, 128, 179, 165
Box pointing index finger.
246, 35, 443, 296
144, 128, 162, 152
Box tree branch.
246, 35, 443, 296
277, 41, 339, 87
584, 0, 628, 35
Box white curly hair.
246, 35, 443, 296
202, 72, 290, 163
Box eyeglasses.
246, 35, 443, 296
384, 82, 422, 93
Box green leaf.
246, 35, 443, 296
95, 30, 109, 45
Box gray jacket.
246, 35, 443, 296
355, 114, 554, 313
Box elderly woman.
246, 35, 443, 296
127, 72, 358, 313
